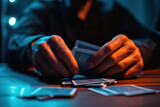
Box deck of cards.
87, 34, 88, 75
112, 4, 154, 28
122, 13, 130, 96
72, 40, 100, 75
70, 40, 117, 87
62, 78, 117, 87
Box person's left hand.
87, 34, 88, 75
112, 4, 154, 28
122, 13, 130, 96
87, 34, 143, 79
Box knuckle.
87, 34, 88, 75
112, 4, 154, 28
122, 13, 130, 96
51, 35, 61, 40
49, 35, 62, 43
127, 45, 136, 53
89, 53, 101, 64
127, 39, 134, 44
118, 34, 128, 41
39, 42, 47, 50
109, 56, 117, 64
117, 63, 126, 71
59, 48, 68, 54
128, 48, 135, 54
128, 41, 136, 48
132, 56, 139, 63
104, 45, 112, 54
95, 51, 102, 58
137, 62, 144, 70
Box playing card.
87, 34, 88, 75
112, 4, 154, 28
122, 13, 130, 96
104, 85, 157, 96
89, 85, 157, 96
88, 88, 114, 96
72, 48, 96, 74
74, 40, 100, 51
18, 87, 77, 98
71, 78, 116, 86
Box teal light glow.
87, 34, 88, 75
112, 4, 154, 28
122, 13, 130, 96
9, 0, 15, 3
9, 17, 16, 26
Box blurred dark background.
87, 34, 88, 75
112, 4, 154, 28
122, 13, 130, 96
0, 0, 160, 63
0, 0, 33, 62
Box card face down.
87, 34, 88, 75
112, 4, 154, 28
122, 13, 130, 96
89, 85, 157, 96
72, 48, 96, 75
104, 85, 156, 96
88, 88, 114, 96
72, 40, 101, 75
18, 87, 77, 98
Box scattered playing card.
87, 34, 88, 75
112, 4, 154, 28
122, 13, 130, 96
104, 85, 157, 96
18, 87, 77, 98
89, 85, 157, 96
88, 88, 114, 96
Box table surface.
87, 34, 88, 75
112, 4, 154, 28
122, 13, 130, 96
0, 63, 160, 107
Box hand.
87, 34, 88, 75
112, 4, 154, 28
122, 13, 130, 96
32, 35, 79, 79
87, 34, 143, 79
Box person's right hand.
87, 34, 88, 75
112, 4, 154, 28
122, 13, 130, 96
31, 35, 79, 79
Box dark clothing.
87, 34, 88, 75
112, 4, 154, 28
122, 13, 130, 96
8, 0, 160, 70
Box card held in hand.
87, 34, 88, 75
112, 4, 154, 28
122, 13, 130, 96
74, 40, 100, 51
72, 48, 96, 75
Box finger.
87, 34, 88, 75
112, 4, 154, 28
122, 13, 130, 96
48, 35, 79, 75
34, 52, 62, 79
87, 34, 129, 68
91, 45, 135, 74
123, 61, 143, 79
38, 41, 72, 77
34, 59, 48, 77
102, 52, 139, 77
111, 62, 143, 79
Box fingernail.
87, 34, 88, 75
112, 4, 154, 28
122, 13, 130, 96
87, 63, 94, 68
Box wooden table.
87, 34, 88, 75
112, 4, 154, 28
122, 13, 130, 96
0, 63, 160, 107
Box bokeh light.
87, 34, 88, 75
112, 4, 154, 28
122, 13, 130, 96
9, 17, 16, 26
9, 0, 16, 3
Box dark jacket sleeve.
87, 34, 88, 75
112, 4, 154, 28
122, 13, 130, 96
7, 1, 54, 70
